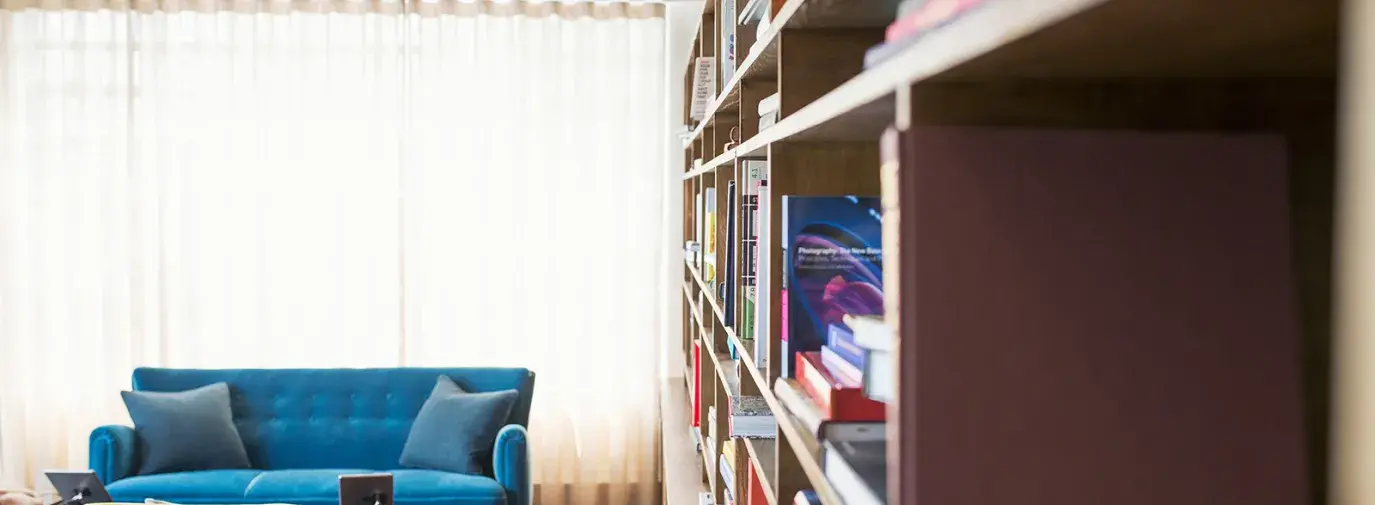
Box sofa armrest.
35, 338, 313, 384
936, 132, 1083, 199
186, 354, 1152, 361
89, 425, 138, 483
493, 424, 530, 505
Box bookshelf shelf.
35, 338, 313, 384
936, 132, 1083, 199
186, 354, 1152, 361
684, 0, 900, 146
680, 0, 1343, 504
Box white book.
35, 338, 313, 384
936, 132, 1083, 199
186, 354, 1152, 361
737, 0, 766, 24
720, 0, 737, 84
863, 348, 894, 403
843, 314, 893, 351
757, 93, 780, 117
752, 182, 770, 371
690, 57, 717, 121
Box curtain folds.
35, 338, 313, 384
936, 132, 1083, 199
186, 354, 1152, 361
0, 4, 666, 505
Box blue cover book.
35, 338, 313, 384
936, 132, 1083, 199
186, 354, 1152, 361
826, 323, 866, 369
781, 196, 884, 378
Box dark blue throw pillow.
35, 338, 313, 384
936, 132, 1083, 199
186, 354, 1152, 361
121, 382, 251, 475
400, 376, 519, 475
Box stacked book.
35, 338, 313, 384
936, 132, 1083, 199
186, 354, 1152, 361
773, 370, 885, 505
757, 94, 779, 132
740, 161, 767, 370
728, 395, 776, 438
720, 440, 739, 505
842, 315, 893, 402
778, 196, 884, 379
863, 0, 990, 68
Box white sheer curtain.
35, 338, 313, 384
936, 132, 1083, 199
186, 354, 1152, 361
0, 3, 666, 504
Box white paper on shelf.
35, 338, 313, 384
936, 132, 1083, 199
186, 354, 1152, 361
690, 57, 716, 121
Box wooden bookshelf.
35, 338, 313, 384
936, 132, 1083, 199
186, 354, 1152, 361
677, 0, 1344, 505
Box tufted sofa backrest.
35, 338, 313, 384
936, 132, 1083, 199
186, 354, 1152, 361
130, 367, 536, 473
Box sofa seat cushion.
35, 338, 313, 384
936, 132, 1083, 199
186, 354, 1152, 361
107, 469, 264, 503
109, 468, 508, 505
244, 469, 506, 505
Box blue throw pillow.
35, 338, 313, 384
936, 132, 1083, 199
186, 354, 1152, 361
121, 382, 251, 475
400, 376, 519, 475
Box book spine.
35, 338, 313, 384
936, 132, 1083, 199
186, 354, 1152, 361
747, 461, 766, 505
861, 348, 895, 403
796, 352, 886, 421
885, 0, 987, 41
753, 182, 771, 371
773, 378, 824, 436
821, 346, 863, 386
693, 342, 702, 427
780, 288, 789, 377
826, 323, 867, 368
690, 58, 716, 121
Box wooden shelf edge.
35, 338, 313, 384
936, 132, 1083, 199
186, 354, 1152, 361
734, 0, 1105, 150
700, 429, 716, 491
779, 406, 845, 505
744, 439, 780, 505
689, 0, 851, 148
709, 351, 743, 396
688, 263, 729, 327
684, 282, 706, 327
683, 149, 738, 180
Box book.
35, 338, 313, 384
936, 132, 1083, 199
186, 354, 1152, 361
896, 0, 929, 18
741, 162, 766, 342
704, 187, 718, 287
695, 190, 704, 268
690, 58, 716, 121
721, 0, 737, 84
693, 341, 702, 427
820, 345, 862, 386
728, 395, 777, 438
708, 405, 719, 453
826, 322, 866, 368
792, 491, 820, 505
863, 0, 988, 69
757, 93, 780, 117
752, 182, 771, 370
719, 455, 737, 497
723, 180, 738, 333
862, 347, 894, 403
885, 0, 987, 42
796, 352, 885, 421
758, 113, 777, 133
780, 196, 884, 378
820, 420, 886, 444
747, 460, 767, 505
738, 0, 767, 24
772, 378, 824, 434
822, 440, 886, 505
774, 378, 885, 440
842, 314, 892, 352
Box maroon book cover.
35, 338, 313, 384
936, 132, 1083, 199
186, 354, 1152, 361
893, 127, 1307, 505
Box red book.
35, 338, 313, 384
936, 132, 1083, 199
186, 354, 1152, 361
692, 341, 702, 427
884, 0, 986, 42
747, 461, 767, 505
795, 352, 885, 421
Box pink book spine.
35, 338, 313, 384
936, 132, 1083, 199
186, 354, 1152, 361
781, 288, 789, 344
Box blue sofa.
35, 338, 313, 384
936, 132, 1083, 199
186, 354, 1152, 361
89, 368, 535, 505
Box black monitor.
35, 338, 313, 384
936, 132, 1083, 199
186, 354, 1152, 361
45, 470, 112, 505
338, 473, 393, 505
